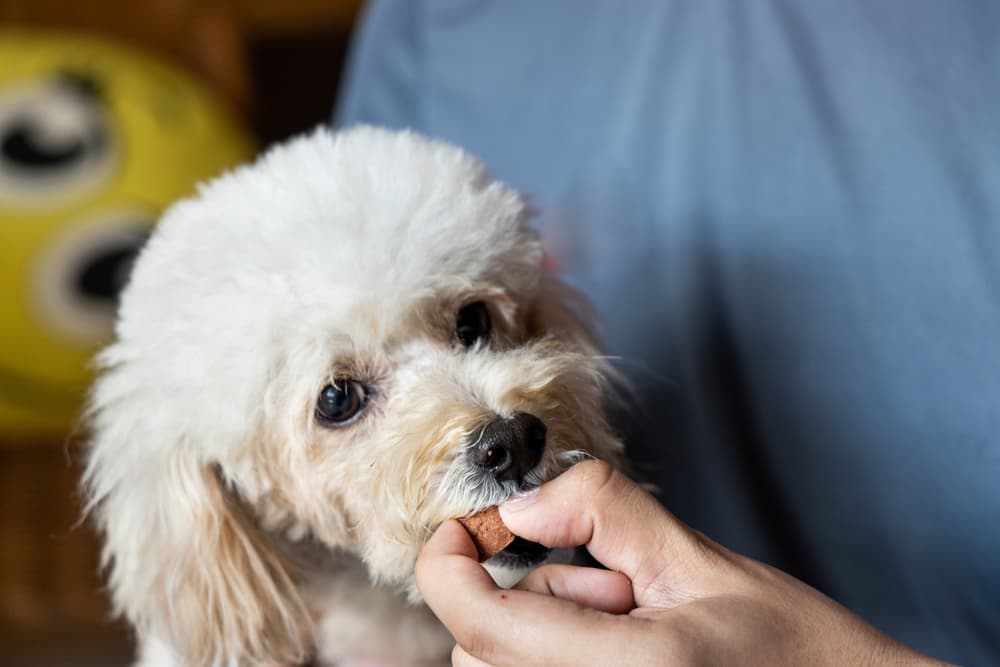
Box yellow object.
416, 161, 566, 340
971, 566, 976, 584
0, 30, 255, 439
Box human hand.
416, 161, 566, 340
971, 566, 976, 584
416, 460, 951, 666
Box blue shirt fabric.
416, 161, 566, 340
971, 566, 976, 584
334, 2, 1000, 663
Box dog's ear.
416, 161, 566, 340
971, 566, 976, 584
82, 360, 311, 666
525, 270, 632, 470
526, 271, 603, 354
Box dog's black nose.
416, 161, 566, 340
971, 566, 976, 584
470, 412, 547, 484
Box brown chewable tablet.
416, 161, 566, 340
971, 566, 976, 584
457, 506, 516, 562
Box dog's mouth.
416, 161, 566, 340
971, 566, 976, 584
489, 536, 551, 568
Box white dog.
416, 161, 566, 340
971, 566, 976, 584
82, 126, 624, 667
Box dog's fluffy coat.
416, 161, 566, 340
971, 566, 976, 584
83, 126, 624, 666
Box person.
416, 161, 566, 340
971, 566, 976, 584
416, 460, 945, 666
335, 1, 1000, 664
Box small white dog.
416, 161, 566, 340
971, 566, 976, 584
82, 126, 624, 667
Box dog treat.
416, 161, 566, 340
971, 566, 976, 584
458, 506, 516, 561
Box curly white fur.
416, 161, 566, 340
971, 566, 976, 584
82, 126, 624, 667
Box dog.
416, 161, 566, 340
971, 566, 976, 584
82, 126, 625, 667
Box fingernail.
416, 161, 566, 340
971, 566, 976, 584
501, 487, 539, 512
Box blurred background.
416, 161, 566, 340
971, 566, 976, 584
0, 1, 363, 664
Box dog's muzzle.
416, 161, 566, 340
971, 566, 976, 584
468, 412, 547, 486
468, 412, 552, 568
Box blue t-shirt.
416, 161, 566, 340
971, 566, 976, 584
335, 1, 1000, 663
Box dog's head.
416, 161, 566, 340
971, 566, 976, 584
83, 126, 622, 665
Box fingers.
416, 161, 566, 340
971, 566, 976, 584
415, 519, 501, 599
416, 520, 636, 667
513, 564, 635, 614
452, 644, 492, 667
499, 460, 704, 604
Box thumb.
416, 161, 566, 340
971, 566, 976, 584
499, 460, 709, 606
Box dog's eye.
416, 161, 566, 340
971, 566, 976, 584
315, 381, 368, 426
456, 301, 491, 347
